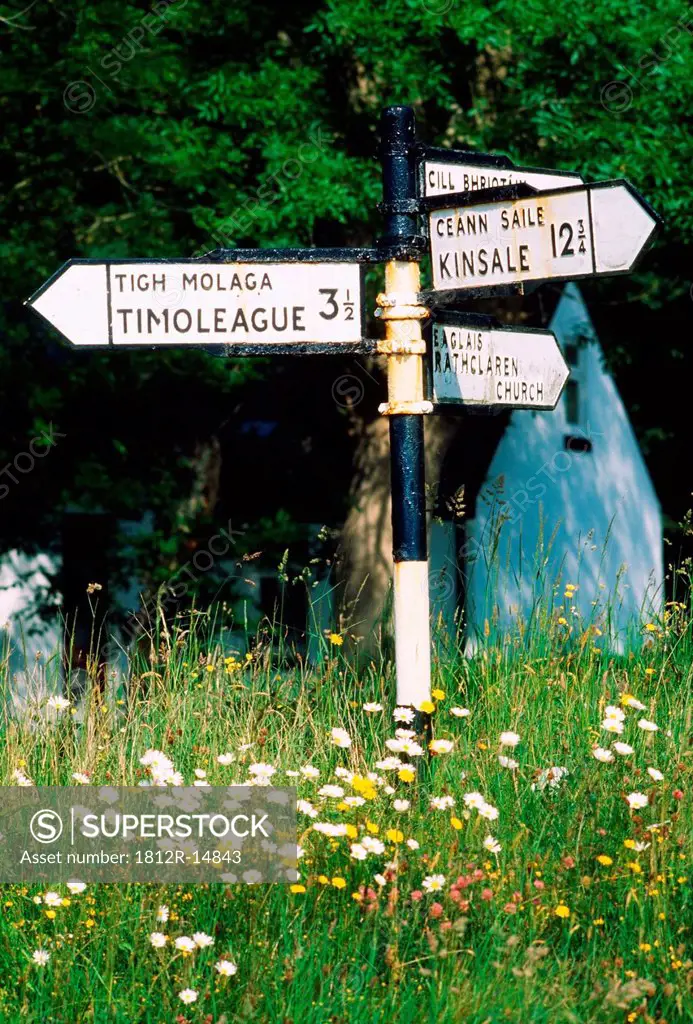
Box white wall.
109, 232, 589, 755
459, 284, 662, 648
0, 549, 62, 704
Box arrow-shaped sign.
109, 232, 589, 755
26, 253, 373, 354
429, 314, 569, 410
426, 180, 659, 295
418, 144, 583, 198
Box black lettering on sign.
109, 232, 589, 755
550, 222, 575, 258
318, 289, 339, 320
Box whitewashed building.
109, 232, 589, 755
429, 284, 663, 649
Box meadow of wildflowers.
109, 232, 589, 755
0, 598, 691, 1023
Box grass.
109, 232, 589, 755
0, 594, 691, 1023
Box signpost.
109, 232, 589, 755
426, 180, 659, 294
27, 252, 374, 355
26, 105, 661, 737
419, 145, 583, 198
430, 314, 569, 410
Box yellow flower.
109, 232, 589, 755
431, 689, 445, 700
645, 668, 655, 676
557, 617, 568, 626
450, 817, 463, 830
290, 884, 305, 894
206, 664, 215, 672
417, 700, 435, 714
44, 910, 56, 920
386, 829, 404, 844
85, 919, 96, 928
596, 855, 613, 866
554, 905, 570, 919
593, 918, 605, 926
624, 839, 637, 850
328, 633, 343, 647
627, 861, 642, 874
331, 877, 347, 889
317, 875, 329, 885
352, 776, 377, 800
345, 824, 358, 839
398, 768, 415, 783
365, 821, 379, 835
644, 623, 657, 632
639, 943, 652, 952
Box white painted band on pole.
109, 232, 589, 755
393, 560, 432, 707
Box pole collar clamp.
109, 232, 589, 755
378, 400, 434, 416
374, 292, 430, 321
376, 339, 427, 355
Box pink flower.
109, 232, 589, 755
673, 789, 684, 801
481, 888, 493, 901
429, 902, 444, 918
411, 890, 423, 902
440, 920, 452, 932
533, 879, 545, 891
503, 902, 518, 914
562, 856, 575, 869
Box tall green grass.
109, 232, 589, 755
0, 579, 691, 1023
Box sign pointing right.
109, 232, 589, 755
430, 314, 569, 410
427, 179, 659, 295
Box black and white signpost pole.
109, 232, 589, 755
377, 106, 432, 721
26, 102, 660, 750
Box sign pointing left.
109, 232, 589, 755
27, 256, 369, 353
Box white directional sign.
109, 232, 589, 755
428, 180, 658, 294
431, 318, 569, 410
421, 150, 582, 198
27, 258, 365, 351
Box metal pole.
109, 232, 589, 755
377, 106, 432, 718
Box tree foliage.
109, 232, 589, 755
1, 0, 691, 589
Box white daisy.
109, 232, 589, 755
393, 706, 415, 724
318, 785, 345, 798
330, 728, 352, 748
422, 874, 446, 892
499, 731, 520, 748
626, 792, 649, 810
